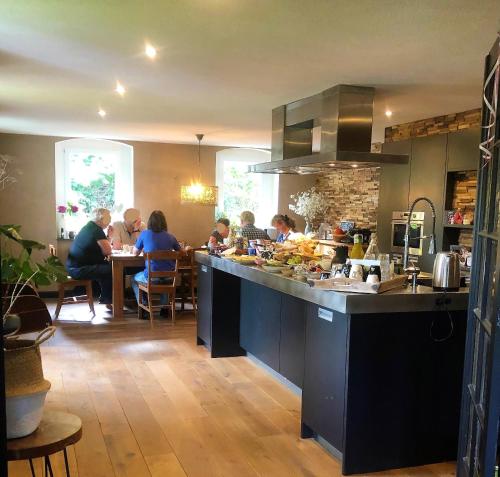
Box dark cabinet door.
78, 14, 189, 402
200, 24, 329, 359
301, 304, 348, 452
447, 127, 480, 172
196, 263, 212, 348
409, 134, 447, 271
279, 295, 306, 388
378, 139, 412, 253
240, 280, 281, 371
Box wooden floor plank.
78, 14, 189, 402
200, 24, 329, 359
8, 301, 456, 477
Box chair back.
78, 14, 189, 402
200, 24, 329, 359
144, 251, 181, 288
178, 248, 195, 268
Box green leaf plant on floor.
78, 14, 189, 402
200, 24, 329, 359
1, 224, 68, 327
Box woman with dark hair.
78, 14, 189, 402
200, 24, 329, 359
130, 210, 181, 307
271, 214, 296, 243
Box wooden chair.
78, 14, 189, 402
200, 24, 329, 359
49, 244, 95, 320
138, 251, 180, 324
2, 294, 52, 335
177, 248, 197, 312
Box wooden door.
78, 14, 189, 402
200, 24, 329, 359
457, 37, 500, 477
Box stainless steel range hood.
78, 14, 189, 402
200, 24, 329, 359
249, 84, 408, 174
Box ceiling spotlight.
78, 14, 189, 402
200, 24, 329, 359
115, 81, 126, 96
385, 110, 393, 118
351, 164, 359, 168
145, 43, 157, 59
98, 108, 106, 118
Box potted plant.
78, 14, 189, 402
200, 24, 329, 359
1, 224, 67, 438
289, 187, 328, 234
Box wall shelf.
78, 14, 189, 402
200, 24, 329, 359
444, 224, 474, 229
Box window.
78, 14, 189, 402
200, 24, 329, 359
216, 148, 278, 229
55, 139, 133, 235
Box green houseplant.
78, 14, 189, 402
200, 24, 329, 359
1, 224, 67, 331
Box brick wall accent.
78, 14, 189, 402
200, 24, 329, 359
385, 108, 481, 143
315, 168, 380, 229
451, 170, 477, 219
459, 229, 474, 248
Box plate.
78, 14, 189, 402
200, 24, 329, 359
262, 265, 288, 273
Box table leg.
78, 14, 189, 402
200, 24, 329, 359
45, 456, 54, 477
112, 260, 124, 319
28, 458, 36, 477
63, 448, 71, 477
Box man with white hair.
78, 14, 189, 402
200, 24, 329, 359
109, 207, 146, 249
67, 208, 113, 307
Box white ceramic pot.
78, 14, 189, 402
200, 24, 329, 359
6, 390, 48, 439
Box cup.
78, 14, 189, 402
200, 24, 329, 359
349, 264, 364, 281
366, 274, 380, 284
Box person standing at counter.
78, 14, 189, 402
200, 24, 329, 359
208, 218, 230, 247
240, 210, 270, 240
66, 208, 113, 307
271, 214, 297, 243
109, 208, 146, 250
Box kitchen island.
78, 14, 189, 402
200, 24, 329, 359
195, 251, 468, 475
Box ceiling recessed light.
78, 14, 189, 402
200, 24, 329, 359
98, 108, 106, 118
115, 81, 126, 96
145, 43, 157, 59
385, 110, 393, 118
351, 164, 358, 168
329, 163, 336, 167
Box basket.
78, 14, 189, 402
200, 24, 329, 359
4, 326, 55, 398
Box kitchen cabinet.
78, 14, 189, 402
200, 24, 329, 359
197, 263, 212, 348
408, 134, 447, 272
197, 265, 245, 358
279, 295, 306, 388
301, 304, 348, 452
240, 280, 281, 371
378, 139, 412, 253
447, 127, 480, 172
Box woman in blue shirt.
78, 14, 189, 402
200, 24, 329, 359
131, 210, 181, 308
271, 214, 296, 243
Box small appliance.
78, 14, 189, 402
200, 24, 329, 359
432, 252, 461, 291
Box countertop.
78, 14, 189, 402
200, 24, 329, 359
195, 252, 469, 315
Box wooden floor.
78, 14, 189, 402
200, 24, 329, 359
8, 301, 456, 477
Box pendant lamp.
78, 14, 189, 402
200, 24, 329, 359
180, 134, 218, 205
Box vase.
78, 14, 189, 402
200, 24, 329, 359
4, 327, 55, 438
58, 213, 66, 238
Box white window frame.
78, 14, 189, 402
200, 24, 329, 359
215, 148, 278, 229
55, 138, 134, 224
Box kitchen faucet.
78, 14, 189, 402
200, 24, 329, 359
403, 197, 437, 290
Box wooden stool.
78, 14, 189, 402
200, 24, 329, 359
49, 244, 95, 320
7, 410, 82, 477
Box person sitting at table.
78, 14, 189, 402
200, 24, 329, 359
131, 210, 182, 312
108, 208, 146, 250
208, 218, 230, 248
66, 208, 113, 307
271, 214, 297, 243
239, 210, 270, 240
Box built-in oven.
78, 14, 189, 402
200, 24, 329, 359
391, 211, 425, 256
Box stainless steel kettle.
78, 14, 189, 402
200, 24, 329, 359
432, 252, 461, 291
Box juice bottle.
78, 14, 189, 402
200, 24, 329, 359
350, 234, 364, 259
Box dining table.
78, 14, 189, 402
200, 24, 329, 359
109, 252, 144, 319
